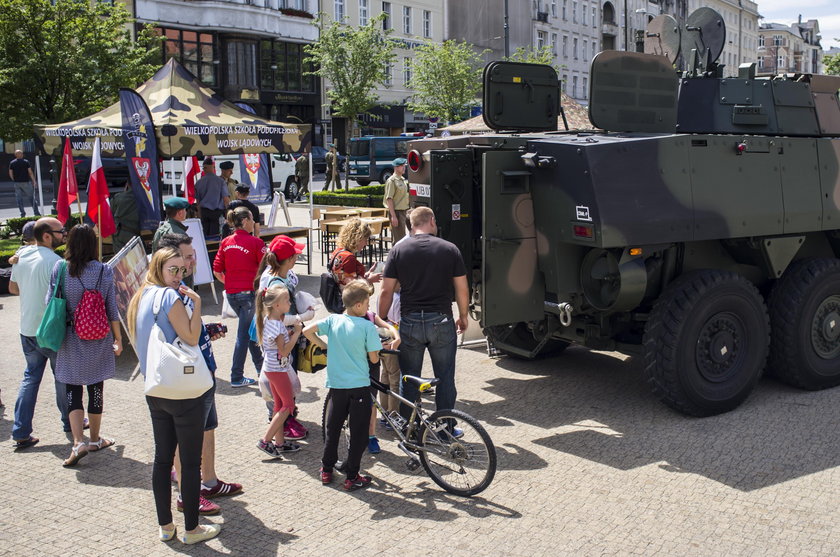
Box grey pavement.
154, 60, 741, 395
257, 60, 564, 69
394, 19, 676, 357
1, 202, 839, 556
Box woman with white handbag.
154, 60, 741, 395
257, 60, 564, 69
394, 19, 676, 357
126, 247, 220, 545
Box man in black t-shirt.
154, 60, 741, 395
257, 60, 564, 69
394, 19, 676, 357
221, 184, 261, 239
379, 207, 469, 421
8, 150, 40, 218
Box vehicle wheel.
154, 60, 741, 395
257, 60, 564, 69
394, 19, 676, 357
356, 180, 370, 187
379, 169, 393, 184
284, 177, 298, 200
321, 391, 350, 473
418, 409, 496, 497
484, 322, 569, 360
767, 258, 840, 390
642, 270, 769, 417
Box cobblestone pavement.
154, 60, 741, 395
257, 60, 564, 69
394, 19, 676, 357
1, 206, 838, 556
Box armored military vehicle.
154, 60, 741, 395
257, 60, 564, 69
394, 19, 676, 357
406, 8, 840, 416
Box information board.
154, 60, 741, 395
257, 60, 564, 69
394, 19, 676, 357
182, 218, 214, 286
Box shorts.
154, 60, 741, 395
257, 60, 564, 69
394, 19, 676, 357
202, 381, 217, 431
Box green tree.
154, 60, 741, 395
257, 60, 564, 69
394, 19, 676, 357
507, 45, 559, 70
304, 13, 396, 188
0, 0, 161, 141
825, 52, 840, 76
407, 40, 486, 125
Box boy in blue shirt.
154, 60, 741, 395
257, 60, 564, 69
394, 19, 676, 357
303, 280, 382, 490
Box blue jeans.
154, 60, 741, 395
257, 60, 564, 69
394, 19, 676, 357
13, 182, 40, 218
397, 311, 458, 419
227, 291, 263, 382
12, 335, 70, 440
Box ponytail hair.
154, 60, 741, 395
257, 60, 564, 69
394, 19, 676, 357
255, 283, 290, 352
226, 206, 252, 229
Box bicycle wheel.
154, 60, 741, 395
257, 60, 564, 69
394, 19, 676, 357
418, 409, 496, 496
321, 392, 350, 472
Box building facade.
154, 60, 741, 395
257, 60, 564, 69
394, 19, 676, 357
757, 18, 823, 76
135, 0, 322, 141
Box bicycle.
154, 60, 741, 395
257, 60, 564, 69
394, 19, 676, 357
321, 366, 497, 497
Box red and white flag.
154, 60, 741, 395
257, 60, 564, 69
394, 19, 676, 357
183, 155, 199, 203
56, 137, 78, 225
86, 137, 116, 238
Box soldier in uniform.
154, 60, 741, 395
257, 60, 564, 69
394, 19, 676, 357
295, 149, 309, 201
323, 143, 340, 191
195, 157, 230, 240
151, 197, 190, 252
383, 157, 410, 243
110, 182, 141, 253
220, 160, 239, 199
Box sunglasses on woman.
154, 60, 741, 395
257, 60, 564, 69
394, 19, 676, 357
166, 266, 189, 277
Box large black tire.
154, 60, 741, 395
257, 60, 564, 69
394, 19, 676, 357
355, 179, 370, 187
484, 322, 569, 360
321, 392, 350, 472
767, 258, 840, 390
284, 176, 298, 200
642, 270, 769, 417
379, 168, 393, 184
418, 409, 496, 497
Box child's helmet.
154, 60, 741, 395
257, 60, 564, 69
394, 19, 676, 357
298, 342, 327, 373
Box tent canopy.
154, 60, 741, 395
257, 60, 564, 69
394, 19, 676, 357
35, 58, 311, 158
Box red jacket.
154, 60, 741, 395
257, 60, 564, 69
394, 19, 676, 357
213, 230, 266, 294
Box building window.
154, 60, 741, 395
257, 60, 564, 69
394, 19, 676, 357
773, 34, 782, 46
359, 0, 368, 25
551, 0, 557, 16
562, 35, 568, 57
227, 40, 257, 88
572, 1, 577, 23
777, 54, 785, 68
563, 73, 568, 93
562, 0, 567, 20
592, 40, 597, 56
260, 40, 316, 93
572, 76, 578, 97
758, 35, 764, 47
384, 62, 392, 85
551, 33, 557, 55
537, 31, 546, 50
160, 28, 217, 87
573, 37, 578, 59
582, 76, 588, 98
423, 10, 431, 38
334, 0, 344, 20
403, 6, 411, 34
403, 57, 411, 86
582, 41, 587, 61
382, 2, 391, 30
592, 6, 596, 27
281, 0, 306, 9
603, 2, 615, 25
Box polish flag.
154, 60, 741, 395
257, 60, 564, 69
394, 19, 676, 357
56, 137, 78, 225
183, 156, 199, 203
86, 137, 116, 238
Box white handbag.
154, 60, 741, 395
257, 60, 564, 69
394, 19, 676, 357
144, 288, 213, 400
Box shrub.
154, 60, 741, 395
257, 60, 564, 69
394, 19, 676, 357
4, 213, 84, 237
311, 191, 384, 207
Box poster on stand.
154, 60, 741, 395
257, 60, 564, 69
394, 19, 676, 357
106, 236, 149, 359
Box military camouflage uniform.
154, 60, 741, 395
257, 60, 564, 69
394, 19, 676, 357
323, 149, 340, 191
295, 153, 309, 198
225, 176, 239, 199
151, 218, 188, 252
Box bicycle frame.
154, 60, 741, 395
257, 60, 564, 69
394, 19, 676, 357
369, 377, 443, 455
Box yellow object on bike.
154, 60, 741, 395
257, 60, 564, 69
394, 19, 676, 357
418, 382, 432, 392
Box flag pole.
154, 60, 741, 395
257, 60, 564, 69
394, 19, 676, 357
98, 210, 103, 262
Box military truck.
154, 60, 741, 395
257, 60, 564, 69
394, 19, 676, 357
406, 8, 840, 417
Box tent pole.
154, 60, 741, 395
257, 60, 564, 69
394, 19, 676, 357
35, 155, 45, 216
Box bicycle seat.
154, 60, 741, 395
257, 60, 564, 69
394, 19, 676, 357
402, 375, 440, 393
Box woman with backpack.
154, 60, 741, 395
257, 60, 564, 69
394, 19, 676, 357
48, 224, 122, 467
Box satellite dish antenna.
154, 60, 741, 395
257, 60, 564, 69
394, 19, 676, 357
682, 7, 726, 72
645, 15, 681, 64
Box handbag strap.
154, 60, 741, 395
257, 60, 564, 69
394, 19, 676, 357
152, 287, 166, 323
54, 260, 67, 300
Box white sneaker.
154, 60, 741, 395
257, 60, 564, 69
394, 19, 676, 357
180, 524, 221, 545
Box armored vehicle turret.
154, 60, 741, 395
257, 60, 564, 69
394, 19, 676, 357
406, 9, 840, 416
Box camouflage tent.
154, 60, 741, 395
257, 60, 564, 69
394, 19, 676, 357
34, 58, 311, 158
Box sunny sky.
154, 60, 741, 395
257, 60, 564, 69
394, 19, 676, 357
756, 0, 840, 53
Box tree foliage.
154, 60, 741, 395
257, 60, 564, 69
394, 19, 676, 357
507, 45, 560, 71
0, 0, 161, 141
406, 40, 486, 124
825, 52, 840, 76
304, 13, 396, 125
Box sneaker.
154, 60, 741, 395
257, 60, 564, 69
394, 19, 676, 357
201, 479, 242, 499
177, 495, 220, 515
320, 467, 333, 485
276, 441, 301, 453
284, 425, 307, 441
452, 427, 464, 439
230, 377, 257, 388
344, 474, 372, 491
257, 439, 283, 459
368, 437, 381, 454
378, 418, 393, 431
180, 524, 221, 545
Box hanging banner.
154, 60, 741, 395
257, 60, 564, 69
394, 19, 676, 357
120, 88, 162, 231
240, 153, 272, 202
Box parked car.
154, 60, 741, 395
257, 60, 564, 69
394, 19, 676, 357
348, 135, 410, 186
